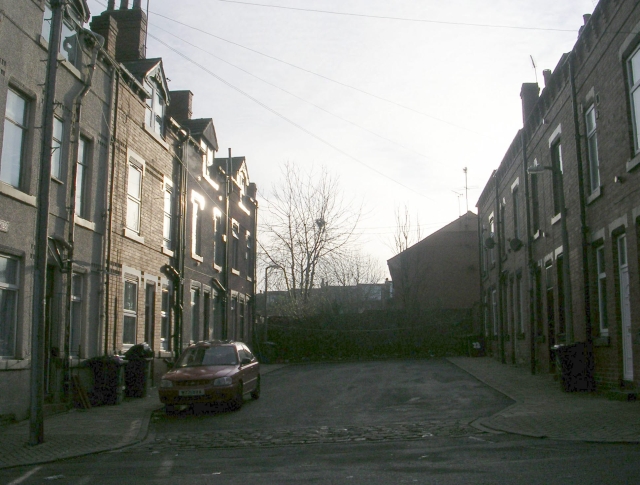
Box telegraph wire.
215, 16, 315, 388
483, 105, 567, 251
147, 32, 434, 200
217, 0, 578, 33
151, 22, 438, 164
146, 11, 489, 138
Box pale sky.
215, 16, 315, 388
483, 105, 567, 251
87, 0, 598, 278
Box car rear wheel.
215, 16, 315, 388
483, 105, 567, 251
250, 376, 261, 400
231, 382, 243, 410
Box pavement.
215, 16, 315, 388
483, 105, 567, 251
449, 357, 640, 443
0, 364, 287, 470
1, 358, 639, 470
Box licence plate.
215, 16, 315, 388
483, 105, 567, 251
179, 389, 205, 397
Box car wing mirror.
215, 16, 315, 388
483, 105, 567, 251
241, 357, 251, 366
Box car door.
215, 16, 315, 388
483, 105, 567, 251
239, 344, 259, 392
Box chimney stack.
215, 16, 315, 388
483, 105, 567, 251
167, 90, 193, 122
90, 13, 119, 58
520, 83, 540, 126
579, 14, 592, 36
90, 2, 147, 62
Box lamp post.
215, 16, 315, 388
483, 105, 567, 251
527, 163, 573, 343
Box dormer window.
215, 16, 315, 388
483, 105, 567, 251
145, 79, 165, 137
201, 140, 219, 190
42, 1, 82, 67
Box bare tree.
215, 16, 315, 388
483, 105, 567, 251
389, 205, 422, 254
260, 163, 361, 317
323, 250, 384, 287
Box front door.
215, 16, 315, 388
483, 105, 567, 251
145, 282, 156, 347
618, 235, 633, 381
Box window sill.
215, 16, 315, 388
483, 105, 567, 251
586, 186, 602, 205
551, 213, 561, 226
0, 359, 30, 370
0, 183, 37, 207
162, 246, 174, 257
533, 230, 541, 241
593, 336, 610, 347
75, 215, 96, 231
246, 276, 253, 283
238, 201, 251, 216
60, 58, 82, 81
39, 37, 83, 80
144, 124, 169, 150
51, 176, 64, 185
213, 263, 222, 273
626, 152, 640, 172
123, 227, 145, 244
203, 174, 220, 191
231, 269, 240, 276
191, 253, 204, 263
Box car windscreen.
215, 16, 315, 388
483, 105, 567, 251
175, 346, 238, 367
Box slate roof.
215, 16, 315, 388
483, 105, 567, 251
181, 118, 219, 151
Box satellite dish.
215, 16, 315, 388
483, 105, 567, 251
510, 238, 524, 252
485, 236, 496, 249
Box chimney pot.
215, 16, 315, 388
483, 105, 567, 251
583, 14, 592, 25
119, 0, 128, 9
107, 0, 116, 10
542, 69, 552, 87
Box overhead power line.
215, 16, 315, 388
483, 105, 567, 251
217, 0, 578, 33
151, 22, 436, 164
147, 10, 489, 138
147, 33, 433, 200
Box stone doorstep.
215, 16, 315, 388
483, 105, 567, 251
604, 389, 638, 402
43, 402, 71, 417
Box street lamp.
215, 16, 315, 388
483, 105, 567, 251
527, 163, 573, 343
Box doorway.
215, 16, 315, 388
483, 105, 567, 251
617, 235, 633, 381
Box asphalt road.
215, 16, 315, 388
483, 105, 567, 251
3, 359, 640, 484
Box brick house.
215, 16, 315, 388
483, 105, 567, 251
478, 0, 640, 391
387, 212, 480, 314
0, 0, 258, 421
0, 0, 112, 420
214, 155, 258, 342
386, 212, 481, 352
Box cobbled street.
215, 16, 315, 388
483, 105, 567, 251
139, 359, 507, 454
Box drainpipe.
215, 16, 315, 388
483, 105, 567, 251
62, 30, 104, 400
104, 66, 120, 356
173, 129, 190, 358
569, 51, 594, 380
495, 172, 506, 364
522, 129, 537, 375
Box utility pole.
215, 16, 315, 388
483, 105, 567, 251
30, 0, 65, 446
463, 167, 469, 214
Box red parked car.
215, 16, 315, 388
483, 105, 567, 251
159, 340, 260, 414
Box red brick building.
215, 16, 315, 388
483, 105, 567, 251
388, 212, 479, 313
387, 212, 480, 346
478, 0, 640, 391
